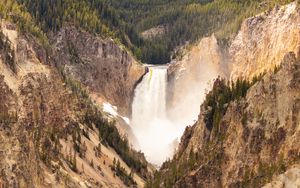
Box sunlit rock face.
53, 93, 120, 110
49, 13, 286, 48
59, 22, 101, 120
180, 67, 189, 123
156, 2, 300, 187
173, 52, 300, 188
166, 2, 300, 141
167, 34, 229, 129
0, 21, 149, 188
230, 1, 300, 81
52, 26, 146, 115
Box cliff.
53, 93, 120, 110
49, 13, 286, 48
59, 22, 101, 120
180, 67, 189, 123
168, 2, 300, 114
155, 2, 300, 187
0, 21, 149, 188
52, 26, 146, 116
174, 52, 300, 187
167, 34, 229, 125
230, 2, 300, 80
151, 50, 300, 188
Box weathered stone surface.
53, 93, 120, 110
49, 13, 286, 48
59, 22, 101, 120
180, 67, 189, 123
0, 21, 148, 188
230, 2, 300, 80
167, 34, 228, 125
52, 26, 146, 115
172, 52, 300, 187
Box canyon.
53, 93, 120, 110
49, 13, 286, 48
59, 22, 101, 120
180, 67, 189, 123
0, 1, 300, 188
0, 20, 150, 188
148, 2, 300, 187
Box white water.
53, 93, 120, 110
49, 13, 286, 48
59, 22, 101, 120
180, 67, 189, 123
131, 66, 185, 166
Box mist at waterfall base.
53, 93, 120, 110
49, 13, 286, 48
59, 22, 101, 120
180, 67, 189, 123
130, 65, 217, 166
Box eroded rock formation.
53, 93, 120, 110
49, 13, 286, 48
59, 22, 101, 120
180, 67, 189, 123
174, 52, 300, 187
0, 21, 149, 188
52, 26, 146, 115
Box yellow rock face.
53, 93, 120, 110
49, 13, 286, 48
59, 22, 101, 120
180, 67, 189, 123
230, 2, 300, 80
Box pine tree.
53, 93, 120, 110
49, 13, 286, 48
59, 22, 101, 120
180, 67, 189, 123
72, 151, 77, 172
90, 159, 94, 168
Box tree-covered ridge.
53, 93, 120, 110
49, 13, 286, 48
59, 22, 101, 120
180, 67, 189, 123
16, 0, 113, 36
0, 0, 48, 46
101, 0, 295, 64
13, 0, 296, 65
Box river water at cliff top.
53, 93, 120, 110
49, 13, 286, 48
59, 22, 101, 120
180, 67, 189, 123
131, 65, 186, 166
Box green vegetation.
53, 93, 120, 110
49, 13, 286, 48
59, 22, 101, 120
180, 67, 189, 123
147, 63, 288, 187
16, 0, 111, 35
60, 73, 148, 177
66, 148, 78, 172
0, 75, 17, 125
147, 75, 266, 187
0, 0, 48, 47
0, 110, 17, 125
239, 154, 289, 187
94, 143, 102, 157
67, 41, 83, 64
71, 124, 88, 158
146, 142, 224, 188
0, 0, 150, 176
111, 158, 136, 186
83, 107, 147, 176
203, 77, 256, 132
102, 0, 294, 64
0, 30, 16, 73
14, 0, 295, 65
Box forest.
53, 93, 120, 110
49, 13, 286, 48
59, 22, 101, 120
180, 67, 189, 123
9, 0, 295, 64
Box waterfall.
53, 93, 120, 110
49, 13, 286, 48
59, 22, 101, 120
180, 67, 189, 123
131, 66, 184, 166
132, 66, 167, 125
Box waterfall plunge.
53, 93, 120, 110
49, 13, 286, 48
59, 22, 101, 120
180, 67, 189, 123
131, 66, 185, 166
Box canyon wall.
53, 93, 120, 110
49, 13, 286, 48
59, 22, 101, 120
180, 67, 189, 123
173, 51, 300, 187
230, 2, 300, 80
52, 26, 146, 115
157, 50, 300, 188
169, 1, 300, 102
158, 2, 300, 187
167, 34, 229, 126
0, 21, 149, 188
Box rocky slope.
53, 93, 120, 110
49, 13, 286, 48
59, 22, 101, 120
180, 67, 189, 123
168, 1, 300, 113
167, 34, 229, 125
174, 52, 300, 187
157, 1, 300, 187
230, 1, 300, 80
141, 25, 168, 40
263, 164, 300, 187
52, 26, 146, 116
0, 21, 149, 188
152, 49, 300, 188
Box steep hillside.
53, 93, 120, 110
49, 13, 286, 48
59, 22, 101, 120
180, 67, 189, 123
52, 26, 145, 116
167, 34, 228, 126
0, 19, 150, 188
167, 1, 300, 123
104, 0, 295, 64
1, 0, 300, 187
230, 1, 300, 80
149, 49, 300, 188
151, 2, 300, 187
17, 0, 296, 65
